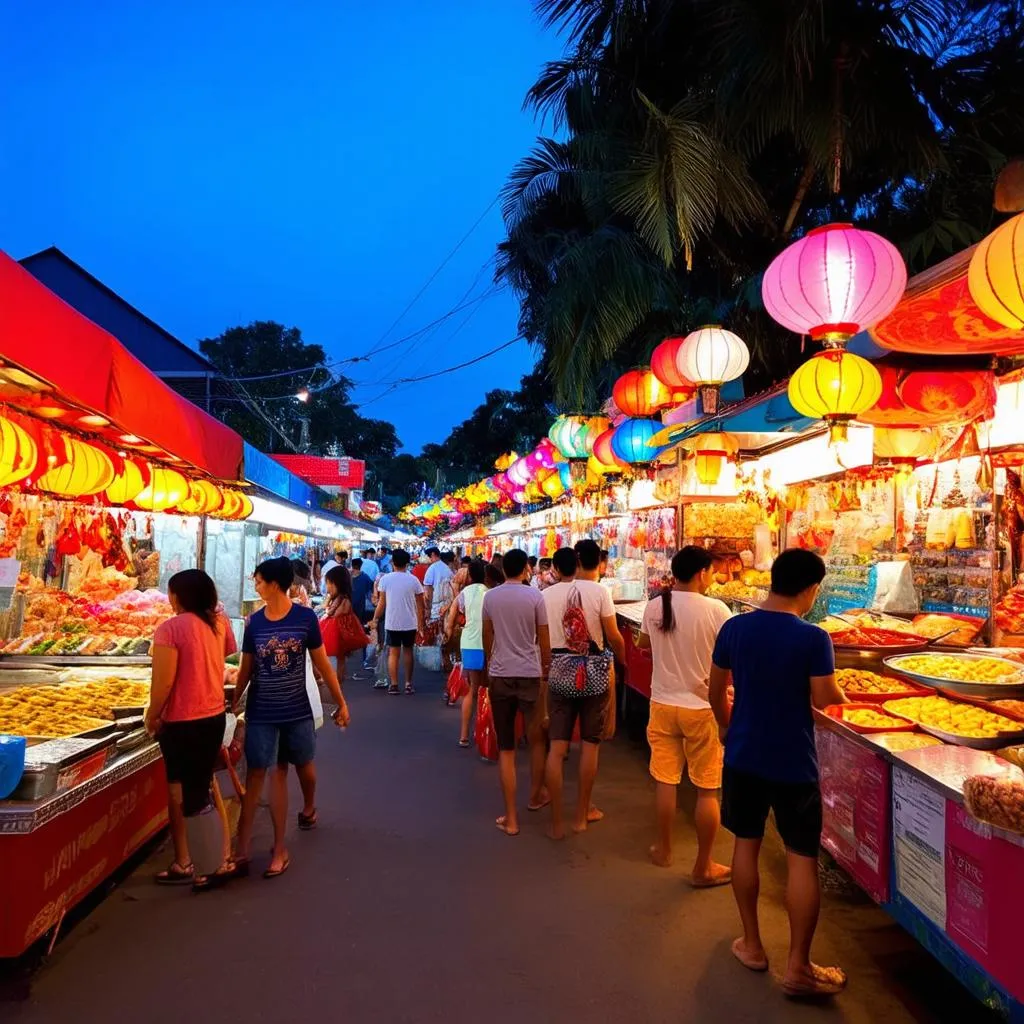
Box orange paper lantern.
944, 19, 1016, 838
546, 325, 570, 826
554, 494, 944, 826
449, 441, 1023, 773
612, 369, 673, 418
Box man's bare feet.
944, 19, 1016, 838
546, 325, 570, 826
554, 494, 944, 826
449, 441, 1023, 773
731, 937, 769, 972
649, 844, 673, 868
690, 862, 732, 888
495, 815, 520, 836
572, 806, 604, 833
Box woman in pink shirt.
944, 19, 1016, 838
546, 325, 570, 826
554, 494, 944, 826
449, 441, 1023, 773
146, 569, 237, 892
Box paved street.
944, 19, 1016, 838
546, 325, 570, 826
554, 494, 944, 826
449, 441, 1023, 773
2, 665, 994, 1024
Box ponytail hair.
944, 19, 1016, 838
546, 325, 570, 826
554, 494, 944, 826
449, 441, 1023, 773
658, 546, 716, 634
658, 588, 675, 634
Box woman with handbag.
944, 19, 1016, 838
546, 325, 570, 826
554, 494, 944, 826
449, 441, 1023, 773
322, 566, 370, 679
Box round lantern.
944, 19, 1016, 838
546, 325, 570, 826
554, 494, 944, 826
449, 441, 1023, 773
650, 336, 695, 394
541, 471, 565, 500
872, 427, 940, 464
610, 418, 664, 465
36, 437, 116, 496
762, 223, 907, 344
969, 212, 1024, 329
678, 326, 750, 414
788, 350, 883, 443
104, 459, 149, 505
898, 370, 998, 420
133, 467, 189, 512
507, 455, 533, 487
176, 478, 225, 515
557, 463, 573, 491
548, 415, 591, 460
685, 432, 739, 485
235, 493, 254, 520
587, 454, 616, 479
580, 415, 611, 455
214, 489, 250, 520
0, 415, 39, 487
612, 369, 673, 418
592, 428, 628, 471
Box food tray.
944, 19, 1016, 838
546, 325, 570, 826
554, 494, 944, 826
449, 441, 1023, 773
909, 722, 1024, 751
12, 734, 116, 801
884, 652, 1024, 694
823, 703, 917, 734
839, 682, 933, 703
935, 688, 1024, 722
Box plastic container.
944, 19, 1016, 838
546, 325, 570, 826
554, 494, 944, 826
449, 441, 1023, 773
0, 734, 27, 799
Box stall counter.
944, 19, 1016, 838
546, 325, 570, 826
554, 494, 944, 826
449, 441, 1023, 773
615, 601, 652, 699
815, 712, 1024, 1020
0, 743, 168, 957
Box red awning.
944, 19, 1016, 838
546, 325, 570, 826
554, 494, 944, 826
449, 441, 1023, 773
0, 250, 243, 480
273, 454, 365, 489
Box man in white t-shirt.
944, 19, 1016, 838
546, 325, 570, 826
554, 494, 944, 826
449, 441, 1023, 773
542, 542, 625, 840
638, 546, 732, 886
370, 549, 426, 695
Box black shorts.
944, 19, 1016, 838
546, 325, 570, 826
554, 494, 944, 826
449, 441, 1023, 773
548, 692, 608, 745
158, 713, 225, 817
721, 764, 822, 858
489, 676, 541, 752
386, 629, 417, 649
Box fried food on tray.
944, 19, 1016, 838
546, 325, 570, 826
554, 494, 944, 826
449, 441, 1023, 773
839, 707, 910, 729
836, 668, 920, 696
894, 653, 1021, 684
884, 695, 1023, 739
0, 677, 149, 737
871, 733, 943, 752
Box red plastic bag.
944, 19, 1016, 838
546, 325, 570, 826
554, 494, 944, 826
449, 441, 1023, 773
321, 616, 340, 657
446, 663, 469, 705
475, 686, 498, 762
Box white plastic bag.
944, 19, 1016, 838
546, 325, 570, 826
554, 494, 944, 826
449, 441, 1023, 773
305, 654, 324, 729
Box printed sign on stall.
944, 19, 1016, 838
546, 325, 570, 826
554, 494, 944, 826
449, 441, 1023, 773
892, 765, 946, 929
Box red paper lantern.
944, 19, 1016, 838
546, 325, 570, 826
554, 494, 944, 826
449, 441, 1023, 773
650, 337, 694, 394
612, 369, 673, 418
592, 428, 628, 470
899, 370, 997, 419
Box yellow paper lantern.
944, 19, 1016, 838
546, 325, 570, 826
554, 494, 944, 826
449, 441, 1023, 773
541, 472, 565, 499
0, 415, 38, 487
684, 432, 740, 485
36, 437, 115, 496
872, 427, 939, 463
176, 479, 224, 515
788, 350, 882, 443
234, 493, 253, 520
133, 466, 189, 511
587, 454, 612, 478
105, 460, 148, 505
968, 212, 1024, 329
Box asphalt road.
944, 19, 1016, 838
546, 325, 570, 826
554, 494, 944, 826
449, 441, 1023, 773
1, 664, 997, 1024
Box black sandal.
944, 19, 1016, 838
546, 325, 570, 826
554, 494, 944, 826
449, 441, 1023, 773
387, 686, 400, 695
155, 861, 194, 886
298, 809, 318, 830
191, 864, 237, 894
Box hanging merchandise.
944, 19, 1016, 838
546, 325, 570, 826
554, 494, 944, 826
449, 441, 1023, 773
762, 223, 907, 346
676, 327, 749, 414
788, 350, 882, 442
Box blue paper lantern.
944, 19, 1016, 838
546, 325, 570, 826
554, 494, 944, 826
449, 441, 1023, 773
610, 418, 664, 464
557, 463, 573, 490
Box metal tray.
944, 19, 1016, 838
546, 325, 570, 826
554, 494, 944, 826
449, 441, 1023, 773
13, 734, 116, 800
115, 728, 150, 754
884, 652, 1024, 694
0, 655, 152, 668
911, 722, 1024, 751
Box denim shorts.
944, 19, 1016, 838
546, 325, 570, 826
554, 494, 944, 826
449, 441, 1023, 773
461, 648, 485, 671
245, 718, 316, 770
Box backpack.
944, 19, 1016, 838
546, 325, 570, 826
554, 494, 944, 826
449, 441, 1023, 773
562, 586, 591, 655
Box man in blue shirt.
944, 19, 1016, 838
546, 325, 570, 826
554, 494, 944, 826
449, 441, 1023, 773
232, 557, 349, 878
360, 548, 379, 583
709, 549, 847, 998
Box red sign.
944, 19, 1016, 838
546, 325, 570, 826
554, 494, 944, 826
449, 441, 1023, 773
0, 759, 168, 957
272, 454, 365, 489
818, 728, 891, 903
944, 800, 1024, 1001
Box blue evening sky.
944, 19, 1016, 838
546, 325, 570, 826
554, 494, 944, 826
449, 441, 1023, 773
0, 2, 554, 452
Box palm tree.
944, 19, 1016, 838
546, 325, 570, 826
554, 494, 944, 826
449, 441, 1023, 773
499, 0, 1024, 405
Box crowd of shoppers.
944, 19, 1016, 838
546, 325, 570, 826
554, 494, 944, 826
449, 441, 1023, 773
145, 537, 845, 999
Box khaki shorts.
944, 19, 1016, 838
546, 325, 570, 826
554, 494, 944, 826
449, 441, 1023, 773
647, 702, 723, 789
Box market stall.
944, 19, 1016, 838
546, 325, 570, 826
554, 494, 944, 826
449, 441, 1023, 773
0, 252, 249, 958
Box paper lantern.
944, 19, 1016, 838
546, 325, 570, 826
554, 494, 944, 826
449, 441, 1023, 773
176, 478, 224, 515
592, 428, 628, 470
133, 467, 189, 512
0, 415, 38, 487
104, 460, 149, 505
36, 437, 116, 496
968, 212, 1024, 329
548, 415, 591, 460
612, 369, 673, 418
557, 463, 573, 491
678, 327, 749, 414
541, 471, 565, 500
872, 427, 939, 464
685, 432, 740, 485
650, 336, 695, 394
763, 223, 907, 344
610, 418, 664, 464
507, 455, 533, 486
214, 489, 252, 520
494, 452, 517, 471
788, 350, 883, 442
898, 370, 997, 420
580, 415, 610, 455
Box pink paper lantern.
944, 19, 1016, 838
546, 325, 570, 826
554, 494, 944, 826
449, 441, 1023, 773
507, 455, 533, 486
762, 222, 907, 343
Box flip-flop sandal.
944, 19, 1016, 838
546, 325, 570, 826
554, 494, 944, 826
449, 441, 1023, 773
192, 866, 237, 894
495, 816, 520, 836
263, 855, 291, 880
780, 964, 847, 998
458, 739, 471, 748
690, 869, 732, 889
527, 799, 551, 812
231, 857, 250, 879
387, 686, 400, 695
405, 685, 415, 695
731, 938, 769, 972
297, 809, 318, 830
155, 861, 194, 885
